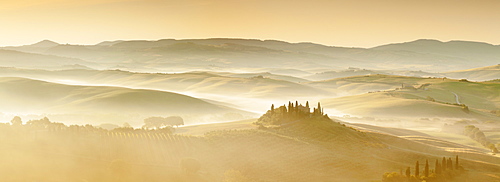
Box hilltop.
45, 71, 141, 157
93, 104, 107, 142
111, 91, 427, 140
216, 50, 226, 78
29, 40, 59, 48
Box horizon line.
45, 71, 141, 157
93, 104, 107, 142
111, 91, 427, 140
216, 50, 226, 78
2, 37, 499, 48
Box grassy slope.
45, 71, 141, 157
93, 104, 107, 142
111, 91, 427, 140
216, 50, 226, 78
0, 77, 251, 125
308, 74, 429, 95
204, 118, 500, 181
320, 75, 499, 119
175, 119, 257, 136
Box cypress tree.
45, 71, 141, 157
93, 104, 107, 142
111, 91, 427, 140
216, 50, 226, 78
448, 158, 453, 170
424, 160, 429, 177
435, 159, 441, 174
306, 101, 309, 108
455, 155, 459, 170
295, 101, 299, 115
415, 161, 420, 177
282, 105, 287, 119
406, 167, 411, 178
317, 102, 321, 116
442, 157, 447, 171
271, 104, 274, 114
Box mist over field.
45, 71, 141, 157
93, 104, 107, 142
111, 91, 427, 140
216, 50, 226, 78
0, 37, 499, 182
2, 0, 500, 180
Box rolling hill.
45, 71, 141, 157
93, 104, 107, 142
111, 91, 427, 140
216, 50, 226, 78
319, 75, 500, 120
0, 77, 253, 125
444, 64, 500, 81
307, 74, 431, 96
305, 67, 443, 81
202, 71, 310, 83
0, 67, 329, 99
372, 39, 500, 62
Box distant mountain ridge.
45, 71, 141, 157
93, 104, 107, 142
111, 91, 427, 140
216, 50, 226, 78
0, 49, 98, 69
2, 38, 499, 72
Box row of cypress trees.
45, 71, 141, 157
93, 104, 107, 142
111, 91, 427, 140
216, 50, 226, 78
383, 155, 465, 182
257, 101, 327, 125
406, 156, 462, 178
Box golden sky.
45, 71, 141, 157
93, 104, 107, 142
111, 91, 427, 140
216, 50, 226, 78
1, 0, 499, 47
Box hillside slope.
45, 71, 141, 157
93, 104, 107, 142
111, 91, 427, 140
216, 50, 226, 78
444, 64, 500, 81
0, 68, 329, 99
0, 77, 252, 125
319, 75, 500, 120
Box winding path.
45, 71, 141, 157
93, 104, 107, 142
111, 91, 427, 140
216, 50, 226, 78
452, 92, 461, 105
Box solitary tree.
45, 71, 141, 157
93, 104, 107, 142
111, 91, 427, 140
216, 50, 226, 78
448, 158, 453, 170
143, 117, 165, 129
10, 116, 22, 126
317, 102, 322, 115
165, 116, 184, 127
455, 155, 459, 170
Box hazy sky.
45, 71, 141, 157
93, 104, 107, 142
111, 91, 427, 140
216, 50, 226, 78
1, 0, 499, 47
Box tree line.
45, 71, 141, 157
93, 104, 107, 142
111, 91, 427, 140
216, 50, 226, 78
256, 101, 329, 126
142, 116, 184, 129
7, 116, 176, 135
464, 125, 498, 153
382, 156, 466, 182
